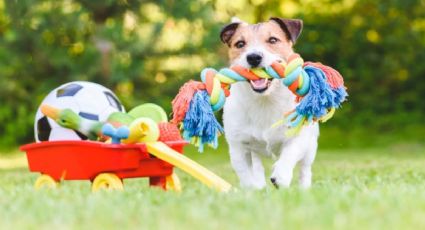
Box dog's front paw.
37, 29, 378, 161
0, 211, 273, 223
270, 167, 293, 188
270, 176, 291, 189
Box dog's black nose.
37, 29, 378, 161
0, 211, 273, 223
247, 53, 263, 67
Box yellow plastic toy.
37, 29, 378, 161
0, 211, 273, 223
122, 118, 160, 144
91, 173, 124, 192
34, 174, 59, 190
146, 142, 232, 192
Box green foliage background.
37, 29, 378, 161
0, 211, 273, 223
1, 0, 424, 148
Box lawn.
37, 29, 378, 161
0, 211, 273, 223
1, 142, 425, 230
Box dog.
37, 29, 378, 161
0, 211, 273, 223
221, 17, 319, 189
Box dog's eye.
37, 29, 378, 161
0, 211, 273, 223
268, 37, 279, 44
234, 41, 246, 49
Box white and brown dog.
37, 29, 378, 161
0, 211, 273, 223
221, 17, 319, 189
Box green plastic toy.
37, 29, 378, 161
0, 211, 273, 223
128, 103, 168, 123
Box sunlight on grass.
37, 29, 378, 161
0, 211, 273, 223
0, 152, 27, 169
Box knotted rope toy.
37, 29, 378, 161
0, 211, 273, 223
172, 53, 347, 151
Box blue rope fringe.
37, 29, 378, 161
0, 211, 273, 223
182, 90, 224, 152
296, 66, 347, 118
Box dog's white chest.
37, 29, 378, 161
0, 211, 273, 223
223, 82, 297, 156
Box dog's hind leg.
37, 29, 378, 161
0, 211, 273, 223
299, 141, 317, 189
251, 152, 266, 189
299, 163, 312, 189
229, 141, 257, 188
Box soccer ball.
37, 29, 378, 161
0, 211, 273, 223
35, 81, 125, 142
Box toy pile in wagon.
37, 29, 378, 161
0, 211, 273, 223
20, 82, 231, 192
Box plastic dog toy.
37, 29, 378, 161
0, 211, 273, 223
40, 104, 160, 143
101, 124, 130, 144
172, 53, 348, 151
22, 103, 232, 192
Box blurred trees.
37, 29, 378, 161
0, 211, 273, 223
0, 0, 424, 148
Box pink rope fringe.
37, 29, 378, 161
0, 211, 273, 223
171, 80, 205, 124
305, 62, 344, 89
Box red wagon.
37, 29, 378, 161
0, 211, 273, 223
20, 140, 187, 191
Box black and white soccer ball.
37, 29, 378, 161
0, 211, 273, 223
35, 81, 125, 142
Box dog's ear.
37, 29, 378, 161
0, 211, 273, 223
270, 17, 303, 44
220, 22, 240, 46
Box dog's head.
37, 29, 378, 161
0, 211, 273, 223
220, 17, 303, 94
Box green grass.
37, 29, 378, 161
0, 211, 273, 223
1, 143, 425, 230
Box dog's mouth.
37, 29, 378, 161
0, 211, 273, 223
249, 79, 272, 93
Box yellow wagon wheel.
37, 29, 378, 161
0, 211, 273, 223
34, 174, 59, 190
92, 173, 124, 192
166, 173, 182, 192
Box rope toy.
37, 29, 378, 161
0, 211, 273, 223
171, 53, 348, 151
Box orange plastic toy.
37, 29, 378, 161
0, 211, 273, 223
20, 140, 186, 191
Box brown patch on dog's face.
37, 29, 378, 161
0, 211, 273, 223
227, 21, 295, 63
220, 18, 303, 94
